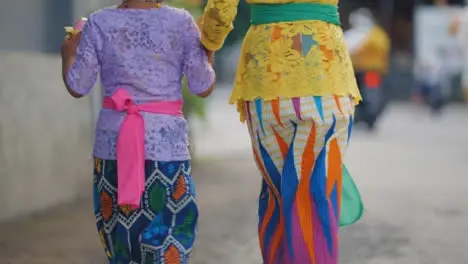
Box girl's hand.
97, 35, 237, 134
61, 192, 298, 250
206, 48, 214, 65
61, 32, 81, 58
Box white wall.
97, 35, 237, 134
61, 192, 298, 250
0, 0, 47, 51
0, 52, 95, 221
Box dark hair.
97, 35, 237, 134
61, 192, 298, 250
120, 0, 164, 8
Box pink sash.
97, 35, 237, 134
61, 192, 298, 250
102, 89, 183, 209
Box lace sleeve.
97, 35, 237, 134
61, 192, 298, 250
182, 12, 215, 95
66, 17, 101, 96
199, 0, 239, 51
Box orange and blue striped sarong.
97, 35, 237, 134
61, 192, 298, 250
245, 95, 356, 264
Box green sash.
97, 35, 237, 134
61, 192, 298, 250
340, 165, 364, 227
250, 3, 340, 25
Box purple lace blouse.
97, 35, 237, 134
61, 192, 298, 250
66, 6, 215, 161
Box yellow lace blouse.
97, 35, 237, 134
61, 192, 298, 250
199, 0, 361, 121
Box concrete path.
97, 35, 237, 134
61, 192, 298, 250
1, 88, 467, 263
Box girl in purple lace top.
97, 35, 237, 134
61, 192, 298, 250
60, 1, 215, 263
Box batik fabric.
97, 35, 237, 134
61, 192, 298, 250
246, 95, 353, 263
94, 159, 198, 264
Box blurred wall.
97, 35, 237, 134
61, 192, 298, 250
0, 53, 94, 221
0, 0, 50, 52
0, 0, 114, 221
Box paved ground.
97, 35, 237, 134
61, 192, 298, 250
0, 154, 260, 264
1, 90, 468, 263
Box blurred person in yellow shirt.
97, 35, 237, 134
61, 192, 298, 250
345, 8, 390, 130
198, 1, 362, 263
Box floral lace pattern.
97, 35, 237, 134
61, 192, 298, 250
67, 7, 215, 160
200, 0, 361, 122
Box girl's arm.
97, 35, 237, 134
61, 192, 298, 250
196, 49, 215, 98
198, 0, 240, 51
60, 16, 101, 98
61, 34, 82, 98
182, 11, 216, 98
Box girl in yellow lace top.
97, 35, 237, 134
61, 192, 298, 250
200, 0, 361, 120
199, 1, 362, 263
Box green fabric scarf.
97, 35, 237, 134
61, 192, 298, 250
250, 3, 340, 25
340, 165, 364, 226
